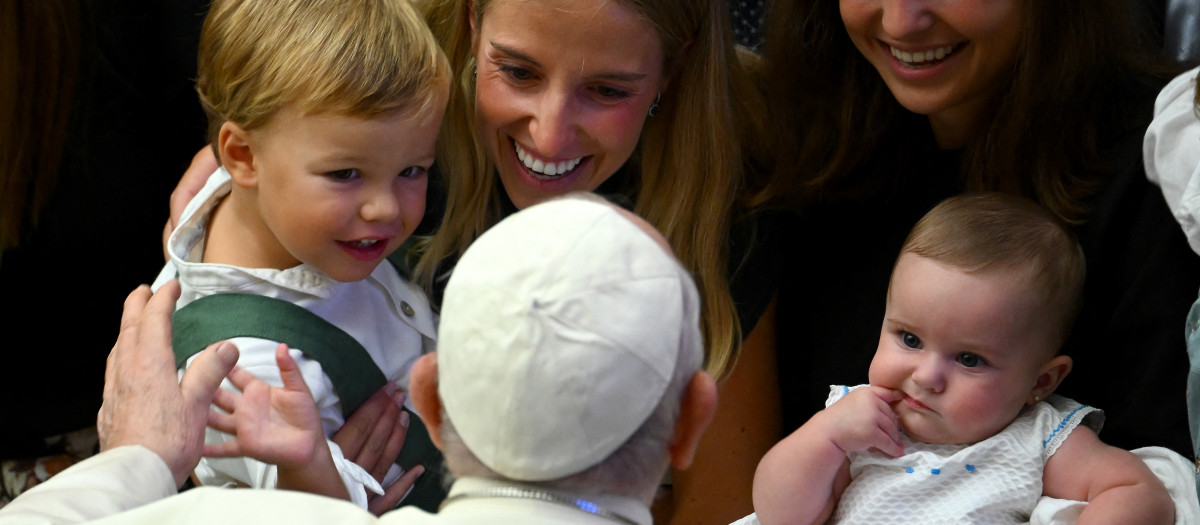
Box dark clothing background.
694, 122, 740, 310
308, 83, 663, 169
0, 1, 209, 457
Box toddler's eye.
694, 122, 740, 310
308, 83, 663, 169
957, 353, 986, 368
900, 331, 922, 349
327, 169, 359, 181
399, 166, 426, 179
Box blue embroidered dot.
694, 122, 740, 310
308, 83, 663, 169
905, 467, 914, 474
965, 465, 976, 472
930, 468, 941, 475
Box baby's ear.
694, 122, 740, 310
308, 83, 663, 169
217, 121, 258, 188
1029, 355, 1073, 406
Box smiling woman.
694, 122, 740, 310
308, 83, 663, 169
414, 0, 771, 382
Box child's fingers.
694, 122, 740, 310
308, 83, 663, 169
207, 407, 237, 435
209, 383, 239, 414
203, 440, 243, 458
273, 344, 311, 394
870, 386, 907, 404
367, 464, 424, 516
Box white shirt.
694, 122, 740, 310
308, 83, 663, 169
1145, 66, 1200, 255
152, 168, 437, 507
0, 447, 653, 525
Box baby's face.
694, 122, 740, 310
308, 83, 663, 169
868, 253, 1057, 445
242, 102, 443, 281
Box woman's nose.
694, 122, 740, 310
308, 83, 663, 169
528, 89, 578, 157
880, 0, 936, 40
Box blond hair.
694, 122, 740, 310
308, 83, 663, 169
902, 193, 1086, 349
197, 0, 449, 158
414, 0, 761, 379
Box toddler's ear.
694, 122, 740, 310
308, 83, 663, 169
217, 121, 257, 188
1029, 355, 1072, 406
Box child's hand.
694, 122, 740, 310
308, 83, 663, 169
205, 344, 324, 470
815, 386, 906, 457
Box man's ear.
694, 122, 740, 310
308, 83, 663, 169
1029, 355, 1072, 406
668, 371, 718, 470
217, 121, 258, 189
409, 353, 444, 450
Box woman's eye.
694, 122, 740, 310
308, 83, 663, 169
327, 169, 359, 181
594, 85, 630, 100
399, 166, 426, 179
900, 331, 921, 349
499, 65, 535, 82
957, 353, 986, 368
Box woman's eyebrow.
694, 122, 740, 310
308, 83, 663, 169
489, 40, 648, 83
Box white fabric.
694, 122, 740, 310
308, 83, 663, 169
438, 197, 702, 481
0, 449, 652, 525
151, 168, 437, 508
1145, 66, 1200, 255
826, 385, 1102, 524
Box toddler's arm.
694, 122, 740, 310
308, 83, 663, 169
752, 386, 905, 525
1042, 426, 1174, 524
207, 344, 349, 500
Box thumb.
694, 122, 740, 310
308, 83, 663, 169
181, 341, 240, 408
871, 386, 907, 404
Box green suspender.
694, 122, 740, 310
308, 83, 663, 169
172, 293, 385, 418
171, 292, 447, 511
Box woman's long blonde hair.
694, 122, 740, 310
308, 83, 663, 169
415, 0, 761, 379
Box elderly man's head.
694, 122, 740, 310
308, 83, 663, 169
409, 194, 717, 502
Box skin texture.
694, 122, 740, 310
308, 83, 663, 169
208, 104, 441, 282
838, 0, 1024, 148
471, 0, 665, 209
97, 280, 239, 488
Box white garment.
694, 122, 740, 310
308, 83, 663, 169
151, 168, 437, 508
1145, 66, 1200, 255
827, 385, 1102, 524
0, 447, 653, 525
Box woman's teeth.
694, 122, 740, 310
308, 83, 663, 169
514, 142, 582, 178
891, 44, 959, 66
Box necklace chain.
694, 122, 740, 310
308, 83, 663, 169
439, 486, 640, 525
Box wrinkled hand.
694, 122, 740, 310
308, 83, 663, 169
205, 344, 325, 470
98, 280, 240, 488
817, 386, 906, 457
163, 146, 218, 260
334, 384, 422, 514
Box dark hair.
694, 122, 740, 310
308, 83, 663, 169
0, 1, 80, 251
755, 0, 1174, 224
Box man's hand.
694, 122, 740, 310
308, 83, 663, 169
98, 280, 239, 488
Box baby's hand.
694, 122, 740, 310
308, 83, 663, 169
205, 344, 325, 470
816, 386, 905, 457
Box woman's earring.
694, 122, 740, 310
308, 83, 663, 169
648, 92, 661, 117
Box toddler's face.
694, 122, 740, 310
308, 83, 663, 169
868, 253, 1057, 445
243, 103, 443, 281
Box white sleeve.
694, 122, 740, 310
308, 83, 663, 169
187, 337, 384, 508
1144, 66, 1200, 255
0, 446, 176, 524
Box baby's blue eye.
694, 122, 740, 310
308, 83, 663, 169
957, 353, 986, 368
901, 331, 921, 349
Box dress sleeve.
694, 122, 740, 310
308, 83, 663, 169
1144, 66, 1200, 255
1036, 395, 1104, 461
